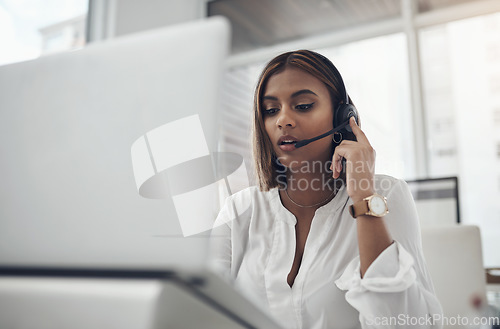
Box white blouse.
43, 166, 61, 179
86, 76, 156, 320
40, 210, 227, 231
209, 175, 443, 329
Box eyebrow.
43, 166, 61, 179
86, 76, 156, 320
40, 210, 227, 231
262, 89, 318, 101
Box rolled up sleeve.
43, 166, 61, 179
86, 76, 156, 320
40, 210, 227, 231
335, 178, 443, 328
336, 241, 417, 293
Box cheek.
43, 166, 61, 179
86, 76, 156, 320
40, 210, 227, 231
308, 111, 334, 134
321, 111, 334, 129
263, 119, 275, 140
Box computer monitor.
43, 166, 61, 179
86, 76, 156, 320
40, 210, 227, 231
405, 176, 460, 227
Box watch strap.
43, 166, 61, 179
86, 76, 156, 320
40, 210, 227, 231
349, 199, 369, 218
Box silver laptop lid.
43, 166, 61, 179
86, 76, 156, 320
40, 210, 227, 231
0, 16, 230, 270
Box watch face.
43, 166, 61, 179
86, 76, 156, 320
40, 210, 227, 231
369, 195, 387, 216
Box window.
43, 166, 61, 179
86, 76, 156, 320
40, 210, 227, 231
317, 33, 414, 179
0, 0, 88, 66
419, 12, 500, 267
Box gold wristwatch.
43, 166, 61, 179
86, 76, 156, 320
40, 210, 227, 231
349, 193, 389, 218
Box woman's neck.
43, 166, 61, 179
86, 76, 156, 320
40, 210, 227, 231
281, 169, 339, 208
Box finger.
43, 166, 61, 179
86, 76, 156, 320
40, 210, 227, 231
332, 145, 347, 163
337, 140, 356, 146
331, 145, 347, 178
349, 116, 370, 145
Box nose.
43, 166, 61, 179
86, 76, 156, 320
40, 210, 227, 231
276, 107, 296, 128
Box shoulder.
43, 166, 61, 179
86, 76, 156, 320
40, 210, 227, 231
224, 186, 276, 207
372, 176, 421, 248
373, 175, 419, 232
218, 186, 278, 224
374, 174, 410, 197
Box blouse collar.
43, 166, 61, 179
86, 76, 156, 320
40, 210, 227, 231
267, 183, 349, 225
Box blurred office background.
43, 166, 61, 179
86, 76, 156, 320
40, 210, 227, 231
1, 0, 499, 291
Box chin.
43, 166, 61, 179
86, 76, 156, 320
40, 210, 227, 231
276, 154, 317, 172
274, 154, 293, 169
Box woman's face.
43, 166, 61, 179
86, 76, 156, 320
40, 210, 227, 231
262, 67, 334, 171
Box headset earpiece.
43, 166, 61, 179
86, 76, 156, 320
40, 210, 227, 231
334, 103, 358, 133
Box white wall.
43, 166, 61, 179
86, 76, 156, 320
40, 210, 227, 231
113, 0, 204, 37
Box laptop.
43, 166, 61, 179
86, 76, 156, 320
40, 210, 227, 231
421, 225, 487, 328
0, 16, 281, 329
0, 15, 228, 268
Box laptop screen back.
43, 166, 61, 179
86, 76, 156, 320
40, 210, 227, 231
0, 17, 230, 269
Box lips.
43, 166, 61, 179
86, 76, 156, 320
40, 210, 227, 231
278, 135, 298, 151
278, 135, 298, 145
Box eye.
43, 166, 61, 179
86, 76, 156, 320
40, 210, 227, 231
296, 103, 314, 111
263, 108, 279, 116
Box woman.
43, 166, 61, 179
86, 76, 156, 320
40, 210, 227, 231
210, 50, 442, 329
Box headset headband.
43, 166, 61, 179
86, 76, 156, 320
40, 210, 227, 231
316, 53, 349, 106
